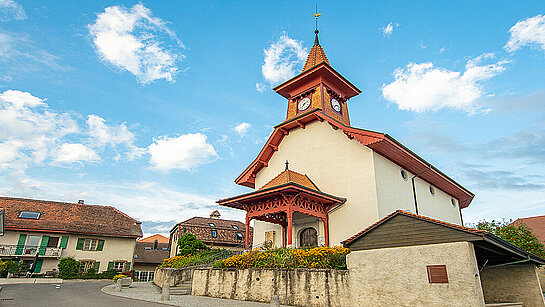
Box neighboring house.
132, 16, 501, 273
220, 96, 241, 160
218, 31, 474, 250
169, 211, 253, 257
133, 234, 169, 282
0, 196, 142, 274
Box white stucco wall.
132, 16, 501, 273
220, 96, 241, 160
0, 230, 136, 273
253, 121, 380, 247
346, 241, 485, 306
372, 152, 462, 224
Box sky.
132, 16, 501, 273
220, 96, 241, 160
1, 1, 545, 236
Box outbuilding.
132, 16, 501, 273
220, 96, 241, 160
342, 210, 545, 307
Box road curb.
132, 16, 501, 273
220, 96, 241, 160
100, 284, 173, 306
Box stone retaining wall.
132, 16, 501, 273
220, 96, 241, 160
191, 268, 350, 307
153, 267, 193, 287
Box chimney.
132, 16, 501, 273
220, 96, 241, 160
210, 210, 221, 219
78, 200, 84, 205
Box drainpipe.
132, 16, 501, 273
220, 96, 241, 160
412, 164, 431, 215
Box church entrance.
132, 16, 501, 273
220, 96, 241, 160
300, 227, 318, 247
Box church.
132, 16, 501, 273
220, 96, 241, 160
218, 29, 474, 250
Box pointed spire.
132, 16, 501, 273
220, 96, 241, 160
302, 30, 330, 72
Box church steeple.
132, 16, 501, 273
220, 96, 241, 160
273, 24, 361, 126
302, 30, 330, 72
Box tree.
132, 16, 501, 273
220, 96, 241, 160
476, 219, 545, 258
177, 233, 209, 256
58, 257, 80, 279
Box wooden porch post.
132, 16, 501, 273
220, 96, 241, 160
287, 209, 293, 247
245, 215, 251, 250
322, 215, 329, 247
282, 224, 287, 247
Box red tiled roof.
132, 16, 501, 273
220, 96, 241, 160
134, 241, 169, 265
259, 169, 319, 191
0, 196, 142, 238
139, 234, 169, 243
235, 109, 474, 208
512, 216, 545, 243
342, 210, 485, 246
173, 216, 253, 246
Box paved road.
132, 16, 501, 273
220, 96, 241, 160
0, 281, 167, 307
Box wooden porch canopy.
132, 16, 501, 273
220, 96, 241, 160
218, 179, 346, 250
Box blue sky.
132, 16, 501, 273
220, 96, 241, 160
1, 1, 544, 236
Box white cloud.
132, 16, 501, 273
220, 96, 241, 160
88, 4, 184, 84
260, 32, 307, 85
233, 122, 251, 137
0, 89, 144, 170
148, 133, 217, 172
87, 114, 145, 160
0, 90, 79, 169
53, 143, 100, 165
0, 30, 63, 72
382, 54, 509, 113
380, 22, 397, 38
255, 82, 267, 92
505, 14, 545, 53
0, 0, 26, 22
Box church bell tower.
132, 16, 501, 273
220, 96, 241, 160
273, 29, 361, 126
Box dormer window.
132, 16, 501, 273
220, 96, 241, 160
236, 233, 243, 240
208, 223, 215, 227
19, 211, 41, 219
211, 230, 217, 238
232, 225, 239, 230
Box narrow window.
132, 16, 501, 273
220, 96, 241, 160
451, 198, 457, 206
429, 186, 435, 196
211, 230, 217, 238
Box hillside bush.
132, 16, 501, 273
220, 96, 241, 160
160, 249, 230, 268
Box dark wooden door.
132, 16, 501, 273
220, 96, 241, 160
300, 227, 318, 247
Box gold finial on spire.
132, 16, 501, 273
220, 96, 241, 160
314, 4, 321, 45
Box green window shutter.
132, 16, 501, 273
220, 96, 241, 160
15, 234, 27, 255
33, 259, 43, 273
96, 240, 104, 251
124, 262, 131, 271
94, 261, 100, 272
107, 261, 114, 270
59, 236, 68, 249
76, 238, 84, 250
39, 236, 49, 255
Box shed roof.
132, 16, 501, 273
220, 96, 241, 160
342, 210, 545, 267
134, 241, 169, 265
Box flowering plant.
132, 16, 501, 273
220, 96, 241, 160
214, 246, 349, 270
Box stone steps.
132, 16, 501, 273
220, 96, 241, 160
170, 280, 192, 295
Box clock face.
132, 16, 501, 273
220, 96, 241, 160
331, 98, 341, 112
298, 97, 311, 111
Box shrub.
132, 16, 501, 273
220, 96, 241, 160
177, 233, 210, 256
100, 269, 119, 279
81, 267, 99, 279
160, 249, 230, 268
0, 260, 21, 277
113, 274, 127, 282
215, 246, 349, 270
476, 219, 545, 258
58, 257, 80, 279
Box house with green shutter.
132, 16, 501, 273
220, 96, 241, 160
0, 196, 142, 275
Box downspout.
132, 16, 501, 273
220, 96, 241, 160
412, 164, 432, 215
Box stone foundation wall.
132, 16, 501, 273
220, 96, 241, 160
153, 267, 193, 287
480, 264, 545, 307
191, 268, 350, 306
